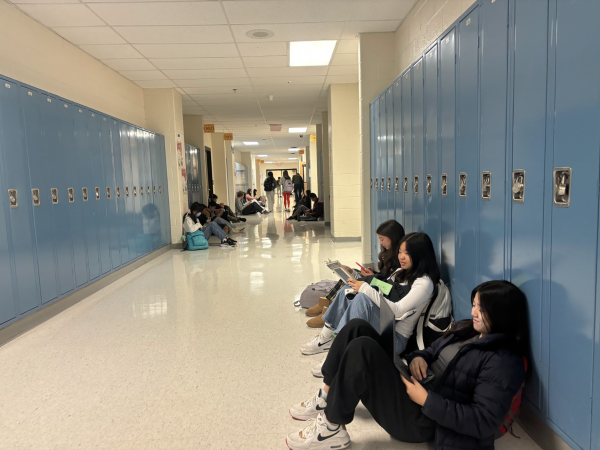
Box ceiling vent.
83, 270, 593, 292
246, 29, 275, 39
269, 124, 282, 132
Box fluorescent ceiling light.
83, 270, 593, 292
265, 161, 273, 163
289, 127, 307, 133
288, 148, 299, 152
243, 141, 259, 146
289, 158, 298, 160
290, 40, 337, 67
257, 154, 268, 157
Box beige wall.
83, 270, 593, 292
0, 0, 145, 127
321, 111, 331, 224
210, 133, 229, 204
328, 83, 361, 240
309, 135, 319, 192
183, 116, 205, 150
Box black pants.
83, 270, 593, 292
294, 185, 303, 203
323, 319, 435, 443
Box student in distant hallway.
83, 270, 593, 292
210, 193, 245, 222
292, 171, 304, 203
236, 191, 264, 215
183, 202, 236, 248
276, 177, 282, 198
264, 171, 276, 212
293, 189, 312, 213
287, 193, 323, 221
282, 170, 294, 212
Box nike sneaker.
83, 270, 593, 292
289, 391, 327, 421
286, 414, 350, 450
311, 357, 326, 378
299, 330, 333, 355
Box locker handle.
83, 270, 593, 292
52, 188, 59, 204
82, 187, 88, 202
426, 175, 432, 196
481, 172, 491, 201
441, 174, 448, 197
106, 187, 111, 200
414, 176, 419, 194
459, 173, 467, 198
95, 187, 100, 200
159, 186, 162, 194
512, 170, 525, 203
126, 187, 130, 198
395, 177, 399, 192
8, 189, 17, 208
375, 178, 378, 191
32, 189, 40, 206
381, 177, 384, 192
403, 177, 408, 193
68, 188, 74, 203
388, 177, 391, 192
147, 186, 150, 195
140, 186, 144, 196
117, 187, 121, 199
553, 167, 571, 207
370, 178, 373, 190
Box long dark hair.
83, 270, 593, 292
183, 202, 205, 224
445, 280, 530, 357
376, 220, 405, 276
283, 170, 291, 180
396, 232, 440, 300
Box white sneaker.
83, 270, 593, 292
299, 328, 333, 355
286, 414, 350, 450
289, 391, 327, 421
311, 357, 326, 378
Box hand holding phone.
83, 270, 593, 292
356, 262, 374, 276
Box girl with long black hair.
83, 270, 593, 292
286, 280, 529, 450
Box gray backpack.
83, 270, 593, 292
298, 279, 338, 309
416, 280, 454, 350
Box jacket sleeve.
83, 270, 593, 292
421, 352, 526, 439
183, 216, 202, 234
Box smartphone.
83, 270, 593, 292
356, 262, 368, 272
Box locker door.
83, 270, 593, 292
0, 79, 40, 314
385, 87, 394, 221
510, 0, 548, 413
440, 28, 457, 288
73, 107, 99, 281
20, 86, 59, 304
479, 0, 509, 282
412, 59, 425, 232
111, 120, 129, 264
129, 127, 141, 257
378, 94, 387, 224
149, 133, 160, 250
120, 124, 135, 261
144, 132, 153, 251
160, 136, 171, 245
454, 8, 479, 320
424, 45, 441, 263
370, 103, 378, 263
138, 130, 149, 254
549, 2, 600, 448
41, 96, 76, 294
101, 116, 120, 269
393, 79, 403, 225
0, 155, 16, 323
373, 97, 381, 229
401, 69, 413, 232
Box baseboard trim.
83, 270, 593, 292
331, 236, 361, 243
0, 245, 172, 348
518, 403, 573, 450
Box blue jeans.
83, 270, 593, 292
322, 288, 409, 355
214, 217, 235, 230
202, 222, 227, 241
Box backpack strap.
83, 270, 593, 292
416, 282, 453, 350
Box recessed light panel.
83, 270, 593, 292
243, 142, 259, 146
289, 127, 307, 133
290, 40, 337, 67
257, 154, 268, 157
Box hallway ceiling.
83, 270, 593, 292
9, 0, 417, 159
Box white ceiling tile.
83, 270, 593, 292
18, 4, 104, 27
237, 42, 287, 57
176, 78, 252, 87
327, 65, 358, 75
326, 74, 359, 84
12, 0, 79, 3
250, 76, 325, 86
114, 26, 233, 44
341, 20, 401, 39
79, 44, 144, 59
53, 27, 126, 45
163, 69, 248, 79
331, 53, 357, 66
134, 43, 239, 58
88, 3, 227, 26
120, 70, 167, 81
135, 80, 177, 88
242, 56, 288, 68
231, 22, 343, 43
183, 86, 254, 95
151, 58, 243, 70
103, 59, 156, 71
183, 111, 204, 116
247, 67, 327, 77
336, 39, 359, 54
345, 0, 416, 21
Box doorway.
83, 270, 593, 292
205, 147, 214, 199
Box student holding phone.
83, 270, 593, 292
286, 280, 529, 450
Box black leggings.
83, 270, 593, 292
323, 319, 435, 443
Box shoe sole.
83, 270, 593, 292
286, 437, 350, 450
311, 370, 324, 378
299, 346, 330, 356
288, 409, 319, 422
305, 311, 321, 317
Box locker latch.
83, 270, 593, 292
52, 188, 59, 204
553, 167, 571, 207
404, 177, 408, 193
414, 176, 419, 194
126, 187, 130, 198
441, 174, 447, 197
481, 172, 491, 201
147, 186, 150, 195
106, 187, 111, 199
388, 178, 391, 192
140, 186, 144, 196
370, 178, 373, 190
32, 189, 40, 207
153, 186, 156, 195
375, 178, 378, 191
117, 187, 121, 198
159, 186, 162, 194
426, 175, 432, 196
133, 187, 137, 197
512, 170, 525, 203
459, 173, 467, 198
380, 178, 384, 192
395, 177, 399, 192
95, 187, 100, 200
82, 187, 88, 202
8, 189, 17, 208
68, 188, 74, 203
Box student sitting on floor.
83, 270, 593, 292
183, 202, 236, 248
236, 191, 263, 215
293, 190, 311, 213
287, 193, 323, 221
210, 194, 246, 222
300, 232, 440, 378
208, 201, 245, 234
286, 280, 529, 450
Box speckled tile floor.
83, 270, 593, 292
0, 199, 543, 450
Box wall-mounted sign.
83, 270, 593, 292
224, 133, 233, 141
310, 134, 316, 142
204, 124, 215, 133
257, 159, 265, 164
299, 149, 305, 155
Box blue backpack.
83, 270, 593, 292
186, 230, 209, 251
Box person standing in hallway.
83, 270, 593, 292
264, 171, 276, 212
282, 170, 294, 212
292, 171, 304, 204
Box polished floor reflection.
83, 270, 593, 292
0, 198, 542, 449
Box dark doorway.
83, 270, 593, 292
206, 147, 214, 199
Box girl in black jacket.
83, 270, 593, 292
285, 280, 529, 450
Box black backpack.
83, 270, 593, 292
264, 177, 274, 191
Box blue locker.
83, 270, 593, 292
40, 95, 76, 295
136, 129, 148, 254
120, 124, 136, 260
373, 97, 380, 229
385, 87, 394, 221
370, 103, 378, 262
424, 45, 441, 263
479, 0, 509, 282
149, 132, 160, 250
412, 59, 425, 232
20, 86, 59, 304
548, 1, 600, 448
111, 120, 129, 264
401, 69, 413, 232
393, 79, 403, 225
454, 7, 479, 320
378, 94, 387, 224
0, 79, 40, 314
157, 135, 169, 245
510, 0, 548, 413
141, 131, 153, 253
129, 127, 141, 258
88, 112, 111, 274
0, 155, 16, 323
101, 116, 120, 269
440, 28, 457, 288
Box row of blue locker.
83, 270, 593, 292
369, 1, 600, 449
0, 75, 171, 330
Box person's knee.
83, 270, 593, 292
345, 318, 374, 333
